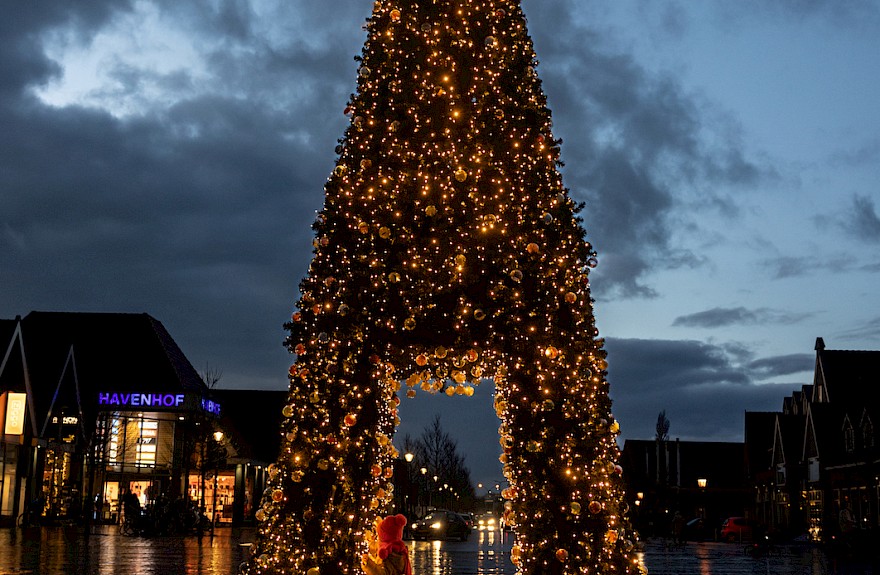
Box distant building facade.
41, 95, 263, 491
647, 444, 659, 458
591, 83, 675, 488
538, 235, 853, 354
620, 438, 751, 538
745, 338, 880, 541
0, 311, 284, 527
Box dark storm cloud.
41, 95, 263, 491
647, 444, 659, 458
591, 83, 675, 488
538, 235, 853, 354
0, 1, 128, 95
604, 337, 806, 441
524, 0, 767, 299
604, 338, 750, 394
0, 1, 370, 387
747, 354, 813, 378
672, 306, 813, 328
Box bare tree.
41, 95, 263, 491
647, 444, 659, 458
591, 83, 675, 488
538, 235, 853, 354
413, 415, 474, 509
202, 363, 223, 389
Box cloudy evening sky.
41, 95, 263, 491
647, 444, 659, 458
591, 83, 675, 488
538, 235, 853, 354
3, 1, 880, 489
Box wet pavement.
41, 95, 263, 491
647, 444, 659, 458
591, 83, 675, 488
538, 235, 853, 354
0, 527, 875, 575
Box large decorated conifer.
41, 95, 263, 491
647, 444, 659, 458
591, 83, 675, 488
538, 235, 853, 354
244, 1, 640, 574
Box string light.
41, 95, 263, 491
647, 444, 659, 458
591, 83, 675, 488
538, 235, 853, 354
243, 1, 641, 574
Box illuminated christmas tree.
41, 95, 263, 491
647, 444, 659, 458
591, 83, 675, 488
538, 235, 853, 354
244, 1, 640, 574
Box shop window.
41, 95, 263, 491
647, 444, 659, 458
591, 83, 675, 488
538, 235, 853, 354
99, 413, 175, 472
1, 444, 19, 516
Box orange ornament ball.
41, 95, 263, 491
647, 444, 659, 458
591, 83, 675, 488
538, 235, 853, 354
555, 549, 568, 562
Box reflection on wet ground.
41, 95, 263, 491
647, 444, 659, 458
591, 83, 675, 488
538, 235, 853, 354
408, 528, 515, 575
3, 526, 873, 575
0, 525, 253, 575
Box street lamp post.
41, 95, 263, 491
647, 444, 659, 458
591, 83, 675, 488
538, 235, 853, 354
212, 431, 224, 531
420, 468, 428, 514
403, 453, 414, 517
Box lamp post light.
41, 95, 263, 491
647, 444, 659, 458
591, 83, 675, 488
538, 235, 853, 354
420, 467, 428, 513
697, 478, 707, 521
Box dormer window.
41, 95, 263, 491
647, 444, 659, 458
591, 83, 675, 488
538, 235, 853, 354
864, 417, 874, 449
843, 420, 855, 453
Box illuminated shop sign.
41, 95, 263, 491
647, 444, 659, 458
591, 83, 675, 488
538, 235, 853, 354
51, 416, 80, 425
98, 392, 185, 408
200, 398, 222, 417
4, 392, 27, 435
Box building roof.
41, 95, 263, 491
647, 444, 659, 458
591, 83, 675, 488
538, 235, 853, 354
0, 311, 208, 439
772, 413, 804, 467
804, 402, 847, 464
813, 341, 880, 408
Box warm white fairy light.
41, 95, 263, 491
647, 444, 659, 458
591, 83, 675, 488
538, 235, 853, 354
243, 2, 642, 575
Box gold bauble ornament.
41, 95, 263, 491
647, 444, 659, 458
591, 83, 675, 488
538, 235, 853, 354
425, 205, 437, 216
454, 168, 467, 182
555, 549, 568, 562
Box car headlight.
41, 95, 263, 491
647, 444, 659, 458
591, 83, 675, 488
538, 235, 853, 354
487, 518, 496, 525
431, 522, 443, 530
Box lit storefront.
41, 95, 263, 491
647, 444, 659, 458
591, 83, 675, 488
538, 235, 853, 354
1, 391, 28, 523
91, 391, 221, 523
1, 311, 280, 528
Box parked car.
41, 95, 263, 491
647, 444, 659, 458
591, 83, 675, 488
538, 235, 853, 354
459, 512, 475, 530
720, 517, 754, 542
476, 513, 499, 531
410, 510, 471, 541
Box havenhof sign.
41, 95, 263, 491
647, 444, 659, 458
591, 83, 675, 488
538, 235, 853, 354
98, 392, 185, 409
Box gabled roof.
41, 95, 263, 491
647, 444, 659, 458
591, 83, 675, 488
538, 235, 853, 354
813, 339, 880, 408
772, 413, 804, 467
2, 311, 207, 438
804, 402, 847, 465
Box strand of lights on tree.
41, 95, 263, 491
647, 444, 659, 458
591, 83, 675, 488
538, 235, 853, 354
243, 1, 643, 574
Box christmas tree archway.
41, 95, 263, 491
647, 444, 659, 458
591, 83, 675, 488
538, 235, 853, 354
244, 1, 639, 574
